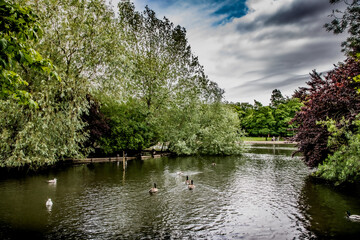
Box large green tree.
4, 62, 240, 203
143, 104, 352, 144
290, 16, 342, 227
116, 2, 222, 108
270, 89, 285, 107
164, 102, 243, 156
0, 0, 117, 167
233, 91, 301, 138
96, 2, 236, 156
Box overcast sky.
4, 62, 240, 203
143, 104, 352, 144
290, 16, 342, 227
114, 0, 347, 104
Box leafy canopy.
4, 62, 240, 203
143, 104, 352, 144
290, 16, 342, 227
291, 58, 360, 167
0, 0, 59, 106
315, 116, 360, 185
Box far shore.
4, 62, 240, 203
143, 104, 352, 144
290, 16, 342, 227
244, 141, 297, 145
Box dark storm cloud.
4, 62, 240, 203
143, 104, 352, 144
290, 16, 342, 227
230, 37, 345, 95
225, 0, 348, 103
237, 0, 334, 33
265, 0, 328, 26
265, 39, 344, 74
131, 0, 348, 103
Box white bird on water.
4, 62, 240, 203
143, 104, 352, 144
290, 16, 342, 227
46, 198, 53, 207
346, 211, 360, 221
47, 178, 57, 184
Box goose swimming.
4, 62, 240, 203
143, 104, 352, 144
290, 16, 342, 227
149, 183, 158, 194
188, 180, 195, 190
185, 176, 190, 185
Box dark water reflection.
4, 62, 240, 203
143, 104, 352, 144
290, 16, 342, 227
0, 144, 360, 239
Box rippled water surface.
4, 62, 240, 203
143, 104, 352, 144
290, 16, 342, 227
1, 144, 360, 239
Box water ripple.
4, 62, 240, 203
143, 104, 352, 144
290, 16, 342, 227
4, 150, 359, 239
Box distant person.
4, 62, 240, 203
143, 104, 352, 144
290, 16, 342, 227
272, 136, 275, 141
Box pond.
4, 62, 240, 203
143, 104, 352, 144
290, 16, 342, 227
0, 144, 360, 239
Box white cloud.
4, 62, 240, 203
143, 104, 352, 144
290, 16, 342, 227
114, 0, 347, 104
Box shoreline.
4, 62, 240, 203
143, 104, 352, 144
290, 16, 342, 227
244, 141, 297, 145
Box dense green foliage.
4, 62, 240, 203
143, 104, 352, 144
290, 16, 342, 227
315, 117, 360, 185
0, 0, 243, 168
99, 98, 156, 153
231, 90, 302, 138
166, 102, 243, 155
1, 0, 120, 167
0, 0, 58, 106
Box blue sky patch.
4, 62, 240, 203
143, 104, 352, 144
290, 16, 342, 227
145, 0, 248, 25
211, 0, 248, 25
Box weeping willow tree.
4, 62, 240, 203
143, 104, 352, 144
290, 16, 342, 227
0, 0, 117, 168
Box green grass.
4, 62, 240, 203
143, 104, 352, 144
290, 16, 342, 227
241, 136, 287, 141
241, 137, 267, 141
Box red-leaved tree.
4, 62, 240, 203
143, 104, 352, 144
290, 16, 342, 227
291, 58, 360, 167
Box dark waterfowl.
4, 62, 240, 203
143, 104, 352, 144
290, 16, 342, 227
185, 176, 190, 185
188, 180, 195, 190
149, 183, 158, 194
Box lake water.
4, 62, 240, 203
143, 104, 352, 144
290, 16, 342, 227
0, 144, 360, 239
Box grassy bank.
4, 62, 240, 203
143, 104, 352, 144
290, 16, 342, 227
241, 137, 287, 141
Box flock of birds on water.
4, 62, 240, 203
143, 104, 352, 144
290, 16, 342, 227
149, 171, 197, 194
44, 164, 360, 222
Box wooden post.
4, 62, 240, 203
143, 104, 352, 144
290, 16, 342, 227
123, 151, 126, 171
122, 167, 126, 185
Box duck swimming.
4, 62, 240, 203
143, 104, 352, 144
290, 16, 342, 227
47, 178, 57, 184
188, 180, 195, 190
346, 211, 360, 221
149, 183, 158, 194
46, 198, 53, 207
